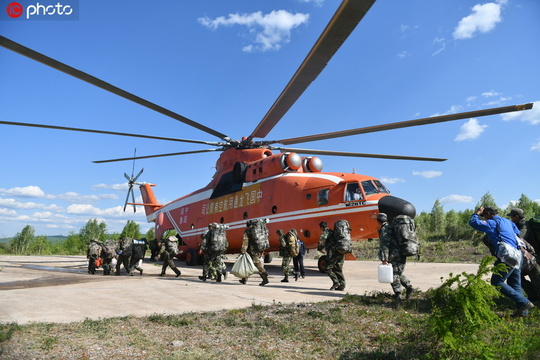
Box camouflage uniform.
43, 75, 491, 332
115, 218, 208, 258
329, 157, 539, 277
200, 224, 228, 282
115, 237, 133, 276
278, 229, 293, 282
378, 216, 413, 299
516, 216, 540, 302
101, 239, 117, 275
240, 220, 269, 286
148, 239, 160, 261
319, 225, 345, 290
129, 238, 148, 276
158, 236, 181, 277
87, 239, 102, 275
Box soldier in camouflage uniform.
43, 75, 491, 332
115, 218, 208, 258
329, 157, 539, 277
319, 222, 346, 291
199, 223, 229, 282
101, 239, 117, 275
278, 229, 297, 283
148, 239, 160, 261
87, 239, 102, 275
240, 219, 269, 286
157, 236, 181, 277
115, 237, 133, 276
377, 213, 413, 300
129, 238, 148, 276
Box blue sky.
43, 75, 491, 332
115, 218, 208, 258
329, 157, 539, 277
0, 0, 539, 237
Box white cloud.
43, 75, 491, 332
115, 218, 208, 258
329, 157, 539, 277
0, 186, 45, 198
0, 198, 63, 212
501, 100, 540, 125
379, 177, 406, 185
531, 139, 540, 152
93, 183, 128, 191
298, 0, 324, 7
432, 37, 446, 56
453, 2, 505, 40
0, 208, 17, 216
482, 90, 501, 98
412, 170, 442, 179
455, 118, 487, 141
397, 51, 409, 59
198, 10, 309, 52
440, 194, 474, 205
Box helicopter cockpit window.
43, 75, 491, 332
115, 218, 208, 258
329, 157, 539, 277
318, 188, 329, 205
361, 180, 379, 196
345, 183, 363, 201
373, 180, 390, 194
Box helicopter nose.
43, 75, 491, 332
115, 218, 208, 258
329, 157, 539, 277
378, 195, 416, 221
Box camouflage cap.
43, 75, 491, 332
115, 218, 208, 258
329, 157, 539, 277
168, 236, 177, 242
507, 208, 524, 219
377, 213, 388, 222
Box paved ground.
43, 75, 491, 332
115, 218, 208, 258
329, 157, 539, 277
0, 255, 479, 325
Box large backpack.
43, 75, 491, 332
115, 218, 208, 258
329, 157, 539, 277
333, 219, 352, 254
209, 224, 229, 252
526, 218, 540, 253
285, 231, 299, 257
101, 239, 117, 259
392, 215, 420, 257
165, 237, 179, 256
88, 240, 102, 257
247, 219, 270, 252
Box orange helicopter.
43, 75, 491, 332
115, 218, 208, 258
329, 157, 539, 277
0, 0, 533, 269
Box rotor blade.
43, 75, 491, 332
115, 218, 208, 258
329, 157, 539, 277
277, 103, 534, 145
248, 0, 376, 140
123, 187, 132, 212
0, 36, 230, 142
131, 148, 137, 177
133, 168, 144, 182
124, 173, 131, 181
0, 120, 224, 146
271, 146, 446, 162
93, 148, 222, 163
131, 188, 136, 213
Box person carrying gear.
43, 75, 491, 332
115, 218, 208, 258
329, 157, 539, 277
239, 219, 269, 286
87, 239, 103, 275
320, 221, 347, 291
115, 237, 133, 276
199, 223, 229, 282
157, 236, 182, 277
278, 229, 299, 283
100, 239, 117, 275
129, 238, 148, 276
377, 213, 414, 300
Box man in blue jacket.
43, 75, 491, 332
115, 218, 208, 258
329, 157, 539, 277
469, 206, 534, 317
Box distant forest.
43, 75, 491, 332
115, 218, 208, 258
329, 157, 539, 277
1, 192, 538, 256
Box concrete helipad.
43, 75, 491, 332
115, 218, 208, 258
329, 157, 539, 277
0, 255, 479, 325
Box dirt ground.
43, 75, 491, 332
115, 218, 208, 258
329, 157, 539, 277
0, 255, 479, 325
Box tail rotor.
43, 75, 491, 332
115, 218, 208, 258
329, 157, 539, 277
123, 149, 144, 212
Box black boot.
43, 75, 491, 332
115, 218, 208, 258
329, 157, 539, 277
174, 268, 181, 277
259, 274, 269, 286
281, 275, 289, 283
217, 273, 222, 282
199, 275, 207, 281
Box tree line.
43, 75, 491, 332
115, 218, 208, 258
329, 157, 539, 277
2, 220, 155, 256
2, 192, 538, 256
415, 192, 540, 242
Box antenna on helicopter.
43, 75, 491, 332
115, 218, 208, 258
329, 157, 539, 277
123, 149, 144, 213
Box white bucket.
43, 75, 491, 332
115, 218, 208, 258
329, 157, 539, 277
378, 264, 393, 283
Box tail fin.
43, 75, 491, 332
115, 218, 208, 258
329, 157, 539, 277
139, 183, 162, 216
